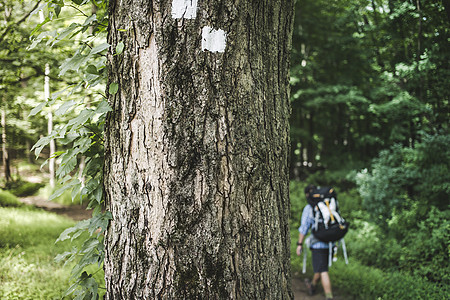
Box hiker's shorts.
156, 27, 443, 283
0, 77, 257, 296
311, 248, 329, 273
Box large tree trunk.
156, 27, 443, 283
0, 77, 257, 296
104, 1, 294, 299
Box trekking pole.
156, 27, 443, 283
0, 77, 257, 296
328, 242, 332, 267
341, 238, 349, 264
302, 245, 307, 274
303, 236, 311, 274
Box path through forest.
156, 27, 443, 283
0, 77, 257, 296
19, 195, 340, 299
18, 195, 91, 221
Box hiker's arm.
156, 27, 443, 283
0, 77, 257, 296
298, 233, 306, 245
297, 205, 312, 256
296, 233, 305, 256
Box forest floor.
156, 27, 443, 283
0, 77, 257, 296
18, 195, 341, 300
18, 195, 91, 221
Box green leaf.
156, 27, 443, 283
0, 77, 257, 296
82, 14, 97, 26
80, 238, 100, 254
50, 179, 80, 201
56, 156, 78, 178
60, 52, 89, 76
94, 100, 112, 115
83, 157, 103, 177
86, 64, 99, 75
55, 100, 77, 116
56, 219, 89, 243
32, 135, 54, 158
73, 136, 92, 152
93, 185, 103, 204
29, 102, 46, 117
116, 41, 124, 55
109, 83, 118, 95
54, 5, 61, 17
89, 43, 110, 55
55, 247, 78, 265
30, 16, 51, 37
53, 23, 80, 45
67, 109, 95, 131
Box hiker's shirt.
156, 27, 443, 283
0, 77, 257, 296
299, 204, 329, 249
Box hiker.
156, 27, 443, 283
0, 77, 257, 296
296, 184, 335, 300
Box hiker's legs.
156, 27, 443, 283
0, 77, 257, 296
320, 272, 332, 295
312, 272, 321, 285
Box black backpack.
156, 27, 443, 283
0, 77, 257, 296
305, 186, 350, 242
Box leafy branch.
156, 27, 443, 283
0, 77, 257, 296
29, 0, 113, 298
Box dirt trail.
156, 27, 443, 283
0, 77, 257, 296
18, 195, 91, 221
292, 275, 345, 299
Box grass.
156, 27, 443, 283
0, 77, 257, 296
0, 206, 100, 299
0, 190, 23, 207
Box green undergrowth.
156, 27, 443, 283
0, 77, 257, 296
289, 180, 448, 299
0, 206, 104, 299
0, 190, 23, 207
330, 258, 449, 299
290, 228, 448, 299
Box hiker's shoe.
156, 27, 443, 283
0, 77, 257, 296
304, 278, 316, 296
326, 298, 334, 300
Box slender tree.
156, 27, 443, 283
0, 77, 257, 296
104, 0, 294, 298
1, 105, 11, 182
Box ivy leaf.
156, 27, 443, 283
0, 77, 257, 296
109, 83, 118, 95
116, 41, 124, 55
86, 64, 99, 75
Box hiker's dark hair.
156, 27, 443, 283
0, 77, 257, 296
304, 184, 316, 197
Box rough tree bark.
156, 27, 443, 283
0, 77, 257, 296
104, 1, 294, 299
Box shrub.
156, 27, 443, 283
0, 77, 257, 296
0, 190, 22, 207
355, 132, 450, 228
9, 181, 45, 197
331, 259, 449, 299
345, 205, 450, 285
290, 181, 308, 228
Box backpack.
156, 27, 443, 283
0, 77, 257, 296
305, 186, 349, 242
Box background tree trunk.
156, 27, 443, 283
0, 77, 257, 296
45, 63, 55, 188
104, 1, 294, 299
1, 106, 11, 182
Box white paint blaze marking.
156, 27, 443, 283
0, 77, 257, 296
171, 0, 198, 19
201, 26, 227, 53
